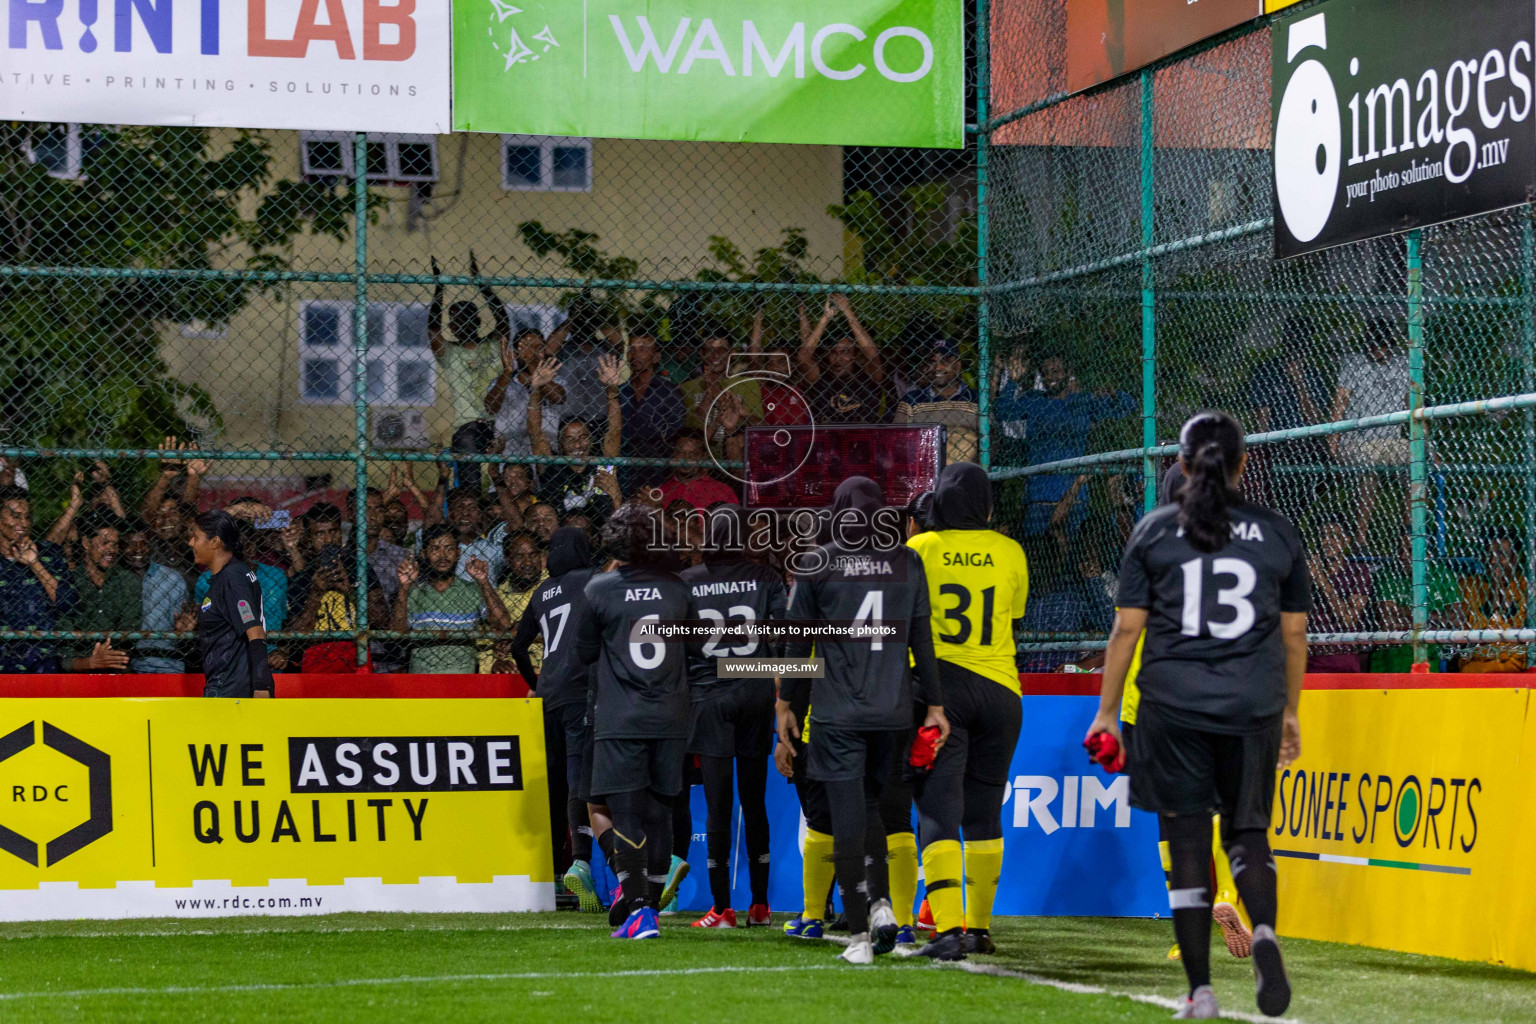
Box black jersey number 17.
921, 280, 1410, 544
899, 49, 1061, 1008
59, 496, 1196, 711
939, 584, 996, 646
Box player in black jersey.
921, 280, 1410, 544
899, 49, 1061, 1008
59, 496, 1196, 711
509, 527, 603, 913
778, 477, 948, 965
681, 505, 789, 929
189, 510, 276, 699
577, 504, 701, 940
1087, 412, 1308, 1019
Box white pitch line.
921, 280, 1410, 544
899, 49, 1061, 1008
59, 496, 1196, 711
0, 964, 844, 1002
0, 922, 601, 942
822, 934, 1311, 1024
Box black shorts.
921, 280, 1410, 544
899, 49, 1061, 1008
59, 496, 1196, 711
591, 736, 689, 799
1128, 701, 1282, 834
545, 700, 590, 788
688, 680, 774, 759
929, 662, 1022, 785
806, 725, 903, 785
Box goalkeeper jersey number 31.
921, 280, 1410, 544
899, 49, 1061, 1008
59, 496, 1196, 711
908, 529, 1029, 695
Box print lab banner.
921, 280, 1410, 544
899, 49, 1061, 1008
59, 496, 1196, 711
0, 699, 553, 921
452, 0, 965, 148
1274, 686, 1536, 972
1066, 0, 1262, 94
1272, 0, 1536, 257
0, 1, 451, 132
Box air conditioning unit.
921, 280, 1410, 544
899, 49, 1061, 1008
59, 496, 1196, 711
370, 409, 431, 450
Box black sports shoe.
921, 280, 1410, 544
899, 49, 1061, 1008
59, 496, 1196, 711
826, 912, 850, 934
608, 893, 634, 929
1251, 926, 1292, 1017
916, 928, 967, 962
962, 929, 996, 955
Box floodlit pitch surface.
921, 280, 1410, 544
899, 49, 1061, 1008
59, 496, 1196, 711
0, 914, 1530, 1023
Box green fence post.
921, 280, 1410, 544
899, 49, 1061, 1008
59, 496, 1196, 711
975, 0, 992, 470
352, 132, 371, 667
1407, 228, 1427, 665
1523, 211, 1536, 666
1140, 69, 1157, 511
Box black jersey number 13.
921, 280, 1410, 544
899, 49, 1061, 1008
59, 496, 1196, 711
939, 583, 996, 646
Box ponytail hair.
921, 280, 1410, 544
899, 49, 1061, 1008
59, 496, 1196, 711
194, 509, 246, 562
1176, 411, 1246, 553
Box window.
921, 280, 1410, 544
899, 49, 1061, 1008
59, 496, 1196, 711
501, 135, 592, 192
300, 132, 439, 184
298, 302, 565, 405
299, 301, 437, 406
25, 123, 103, 180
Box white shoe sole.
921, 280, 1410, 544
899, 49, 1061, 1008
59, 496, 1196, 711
838, 943, 874, 965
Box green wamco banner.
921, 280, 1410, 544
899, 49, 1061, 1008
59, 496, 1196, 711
453, 0, 965, 148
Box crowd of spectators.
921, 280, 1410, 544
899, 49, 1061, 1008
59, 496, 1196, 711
0, 286, 1520, 679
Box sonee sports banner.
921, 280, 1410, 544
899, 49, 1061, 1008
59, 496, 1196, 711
452, 0, 965, 148
1274, 685, 1536, 972
0, 1, 452, 133
1272, 0, 1536, 257
0, 699, 553, 921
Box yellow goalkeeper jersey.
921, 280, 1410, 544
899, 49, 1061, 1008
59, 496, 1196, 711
907, 528, 1030, 695
1120, 629, 1147, 725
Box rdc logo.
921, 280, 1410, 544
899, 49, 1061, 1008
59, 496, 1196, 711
1274, 13, 1342, 244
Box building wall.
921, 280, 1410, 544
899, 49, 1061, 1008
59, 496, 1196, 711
161, 131, 846, 455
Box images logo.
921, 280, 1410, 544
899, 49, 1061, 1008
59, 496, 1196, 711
0, 721, 112, 867
1274, 13, 1342, 244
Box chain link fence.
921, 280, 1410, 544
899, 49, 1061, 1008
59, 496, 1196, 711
988, 0, 1536, 672
2, 0, 1531, 676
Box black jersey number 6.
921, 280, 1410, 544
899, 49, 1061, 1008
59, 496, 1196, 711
938, 583, 996, 646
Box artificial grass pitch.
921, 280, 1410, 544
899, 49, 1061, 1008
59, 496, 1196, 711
0, 913, 1529, 1024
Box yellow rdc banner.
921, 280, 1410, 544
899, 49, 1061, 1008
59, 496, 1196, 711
1274, 687, 1534, 971
0, 699, 553, 920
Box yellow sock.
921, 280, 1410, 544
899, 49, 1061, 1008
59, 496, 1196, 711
962, 838, 1005, 932
802, 829, 836, 920
1159, 839, 1173, 886
922, 839, 964, 934
887, 832, 919, 927
1210, 814, 1251, 927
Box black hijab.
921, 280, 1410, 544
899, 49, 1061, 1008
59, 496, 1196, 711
930, 462, 992, 530
825, 476, 887, 548
546, 526, 593, 577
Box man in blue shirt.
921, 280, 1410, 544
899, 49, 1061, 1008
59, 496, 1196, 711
122, 518, 192, 673
619, 331, 684, 488
0, 485, 77, 672
992, 354, 1136, 537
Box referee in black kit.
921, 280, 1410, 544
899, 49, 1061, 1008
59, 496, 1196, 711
187, 510, 277, 699
1086, 412, 1309, 1020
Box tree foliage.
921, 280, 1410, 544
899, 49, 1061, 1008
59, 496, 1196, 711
0, 123, 362, 506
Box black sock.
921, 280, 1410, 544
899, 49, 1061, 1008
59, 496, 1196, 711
738, 755, 771, 905
700, 756, 735, 911
827, 778, 871, 935
1226, 829, 1279, 931
608, 790, 651, 910
645, 790, 674, 906
862, 794, 890, 905
568, 797, 593, 863
596, 824, 616, 865
1166, 814, 1214, 994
